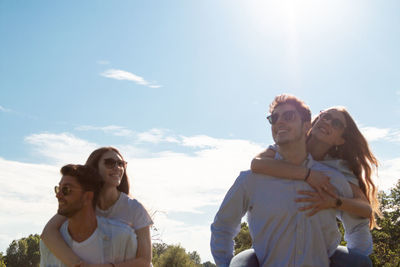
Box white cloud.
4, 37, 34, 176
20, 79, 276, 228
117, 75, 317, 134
359, 126, 400, 144
360, 127, 391, 142
24, 133, 97, 165
76, 125, 134, 137
0, 105, 11, 112
136, 128, 179, 144
378, 157, 400, 192
101, 69, 161, 88
0, 158, 59, 254
96, 60, 110, 65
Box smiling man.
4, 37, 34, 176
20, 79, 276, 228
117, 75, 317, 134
210, 94, 354, 267
40, 164, 137, 267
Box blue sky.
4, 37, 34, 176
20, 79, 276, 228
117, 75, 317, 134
1, 0, 400, 263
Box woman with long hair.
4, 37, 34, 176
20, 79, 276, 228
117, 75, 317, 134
41, 147, 153, 267
251, 106, 379, 265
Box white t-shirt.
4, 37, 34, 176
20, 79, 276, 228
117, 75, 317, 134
96, 192, 153, 230
71, 228, 104, 264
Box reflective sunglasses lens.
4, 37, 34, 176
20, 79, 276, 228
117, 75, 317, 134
332, 119, 344, 129
267, 113, 279, 124
267, 115, 273, 124
321, 113, 332, 121
104, 158, 126, 168
283, 111, 295, 122
61, 186, 70, 195
104, 158, 117, 168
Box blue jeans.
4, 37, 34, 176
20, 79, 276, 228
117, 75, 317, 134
229, 249, 259, 267
229, 246, 372, 267
330, 246, 372, 267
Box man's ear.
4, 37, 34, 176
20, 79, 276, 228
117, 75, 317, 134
83, 191, 94, 206
303, 121, 312, 134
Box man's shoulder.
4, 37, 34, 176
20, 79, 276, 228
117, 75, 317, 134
235, 170, 276, 185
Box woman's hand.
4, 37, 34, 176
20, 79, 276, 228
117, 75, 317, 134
306, 170, 336, 197
295, 190, 338, 216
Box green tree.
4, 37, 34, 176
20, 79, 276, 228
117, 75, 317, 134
153, 244, 200, 267
4, 234, 40, 267
152, 242, 168, 264
201, 261, 217, 267
370, 180, 400, 266
233, 222, 252, 255
189, 251, 201, 265
0, 252, 6, 267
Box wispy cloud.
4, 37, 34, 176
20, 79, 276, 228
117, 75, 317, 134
76, 125, 134, 137
137, 128, 179, 144
377, 158, 400, 192
360, 127, 391, 142
24, 133, 97, 165
75, 125, 180, 144
96, 60, 110, 65
360, 126, 400, 144
0, 105, 11, 112
101, 69, 161, 88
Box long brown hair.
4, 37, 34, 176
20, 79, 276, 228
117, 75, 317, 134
85, 147, 130, 194
311, 107, 380, 229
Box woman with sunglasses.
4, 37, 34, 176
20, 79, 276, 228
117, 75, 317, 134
250, 107, 379, 266
41, 147, 153, 267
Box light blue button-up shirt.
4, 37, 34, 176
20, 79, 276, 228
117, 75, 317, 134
40, 216, 137, 267
210, 154, 353, 267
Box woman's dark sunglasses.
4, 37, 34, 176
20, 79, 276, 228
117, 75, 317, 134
54, 185, 83, 196
319, 112, 345, 130
104, 158, 127, 169
267, 110, 296, 125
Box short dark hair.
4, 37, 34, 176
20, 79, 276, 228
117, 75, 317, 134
60, 164, 103, 209
269, 94, 311, 123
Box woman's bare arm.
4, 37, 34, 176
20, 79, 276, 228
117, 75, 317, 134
296, 183, 372, 218
86, 226, 152, 267
41, 214, 81, 267
251, 148, 334, 195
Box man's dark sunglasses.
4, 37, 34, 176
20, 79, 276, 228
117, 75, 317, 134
104, 158, 127, 169
267, 110, 297, 125
54, 185, 83, 196
319, 112, 345, 130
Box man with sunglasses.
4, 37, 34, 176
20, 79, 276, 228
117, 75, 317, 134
210, 94, 354, 267
40, 164, 137, 267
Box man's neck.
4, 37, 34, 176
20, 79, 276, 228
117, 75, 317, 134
306, 135, 331, 161
68, 208, 98, 243
277, 142, 308, 165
